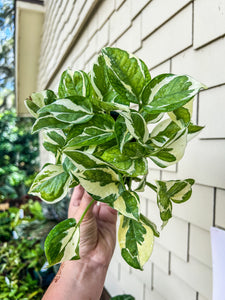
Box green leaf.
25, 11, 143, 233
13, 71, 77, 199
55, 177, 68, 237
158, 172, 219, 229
140, 213, 160, 237
24, 99, 40, 118
32, 115, 69, 133
168, 99, 193, 127
101, 146, 148, 177
187, 123, 204, 141
63, 150, 122, 203
141, 110, 164, 124
58, 69, 93, 98
44, 218, 80, 266
43, 129, 66, 155
150, 119, 188, 168
113, 191, 140, 220
122, 142, 153, 159
115, 116, 132, 152
134, 175, 147, 192
25, 90, 56, 118
118, 215, 154, 270
103, 90, 130, 106
91, 97, 129, 113
102, 47, 151, 104
29, 164, 71, 203
38, 97, 93, 124
142, 74, 206, 113
66, 114, 115, 148
121, 111, 149, 144
91, 54, 112, 98
156, 179, 194, 225
111, 295, 135, 300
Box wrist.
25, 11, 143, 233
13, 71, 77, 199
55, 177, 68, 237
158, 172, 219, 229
63, 257, 109, 282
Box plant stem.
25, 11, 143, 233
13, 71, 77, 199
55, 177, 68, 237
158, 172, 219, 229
133, 177, 157, 192
146, 181, 157, 192
77, 199, 95, 227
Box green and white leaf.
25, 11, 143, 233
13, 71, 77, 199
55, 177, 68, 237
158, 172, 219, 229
142, 74, 206, 114
118, 215, 154, 270
150, 119, 188, 168
25, 90, 56, 118
168, 99, 193, 128
38, 98, 93, 124
113, 191, 140, 220
91, 54, 112, 99
134, 175, 147, 192
156, 179, 194, 226
63, 150, 122, 203
115, 116, 132, 153
66, 114, 115, 148
45, 218, 80, 266
58, 69, 93, 98
42, 129, 66, 155
121, 111, 149, 144
103, 90, 130, 106
141, 110, 164, 124
29, 164, 71, 203
122, 142, 153, 159
101, 146, 148, 177
187, 123, 204, 141
102, 47, 150, 104
32, 115, 69, 133
91, 97, 129, 113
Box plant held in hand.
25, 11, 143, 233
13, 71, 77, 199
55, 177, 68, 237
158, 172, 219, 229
25, 47, 205, 270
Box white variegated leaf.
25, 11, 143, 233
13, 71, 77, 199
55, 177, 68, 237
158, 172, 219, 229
150, 119, 188, 168
168, 99, 193, 128
118, 215, 154, 270
45, 218, 80, 266
38, 98, 93, 124
142, 74, 206, 113
121, 111, 149, 144
113, 191, 140, 220
25, 90, 56, 118
155, 179, 194, 227
32, 115, 69, 133
63, 150, 122, 203
29, 164, 71, 203
102, 47, 151, 104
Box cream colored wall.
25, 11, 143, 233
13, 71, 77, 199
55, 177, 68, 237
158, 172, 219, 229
39, 1, 225, 299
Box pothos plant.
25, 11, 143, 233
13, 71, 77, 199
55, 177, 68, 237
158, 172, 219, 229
25, 47, 205, 270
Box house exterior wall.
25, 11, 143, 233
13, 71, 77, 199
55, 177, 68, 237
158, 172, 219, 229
38, 1, 225, 299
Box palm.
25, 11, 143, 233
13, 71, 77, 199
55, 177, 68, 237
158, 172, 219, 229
68, 185, 117, 266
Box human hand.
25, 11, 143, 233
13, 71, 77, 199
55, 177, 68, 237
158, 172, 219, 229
68, 185, 117, 268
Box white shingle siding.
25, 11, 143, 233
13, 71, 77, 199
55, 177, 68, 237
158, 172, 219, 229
194, 0, 225, 49
38, 1, 225, 299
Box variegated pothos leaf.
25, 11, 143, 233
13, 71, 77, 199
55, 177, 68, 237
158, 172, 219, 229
63, 150, 122, 203
118, 215, 154, 270
45, 218, 80, 266
102, 47, 151, 104
156, 178, 195, 226
38, 97, 93, 124
142, 74, 206, 113
29, 164, 71, 203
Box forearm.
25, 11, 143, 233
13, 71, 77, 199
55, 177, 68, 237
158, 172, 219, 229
42, 260, 109, 300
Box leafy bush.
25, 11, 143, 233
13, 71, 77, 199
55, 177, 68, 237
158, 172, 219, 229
25, 47, 205, 270
0, 239, 44, 299
0, 109, 39, 200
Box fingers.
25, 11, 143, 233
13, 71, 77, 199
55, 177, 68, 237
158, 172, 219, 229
68, 185, 85, 218
79, 191, 94, 219
93, 202, 117, 224
71, 185, 85, 206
